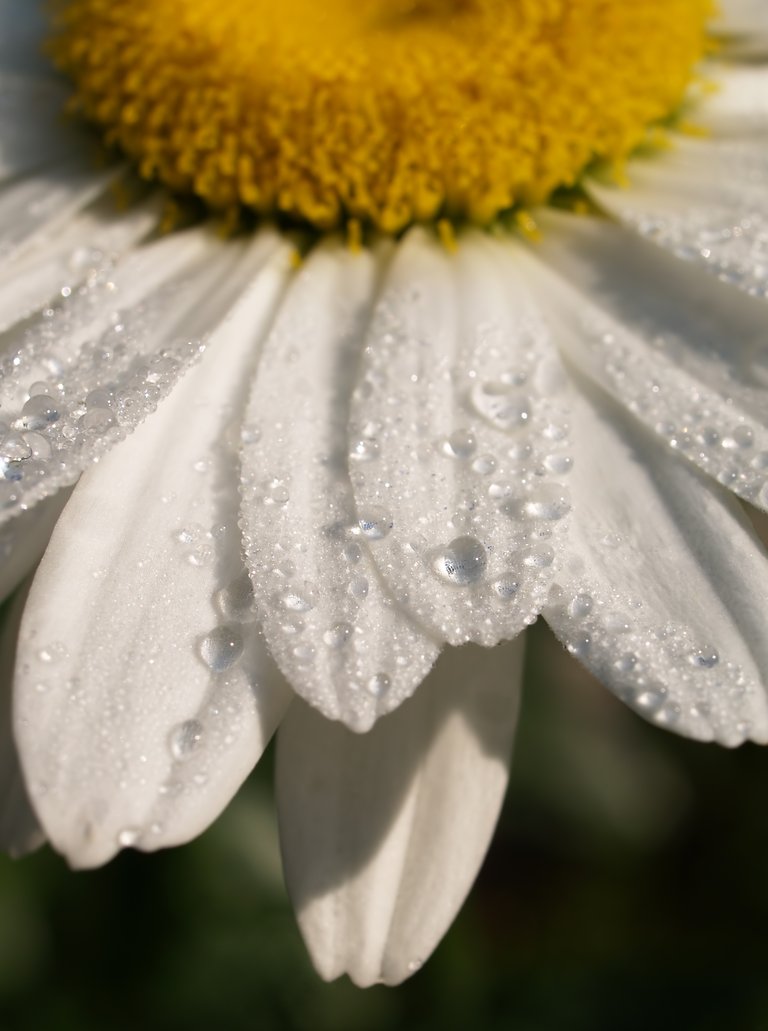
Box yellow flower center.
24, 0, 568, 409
50, 0, 710, 233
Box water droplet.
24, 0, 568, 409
80, 407, 115, 434
432, 536, 487, 586
518, 484, 571, 521
521, 545, 555, 569
471, 453, 496, 475
357, 507, 393, 540
441, 428, 476, 460
292, 643, 316, 665
721, 425, 753, 450
543, 453, 573, 475
614, 652, 638, 673
469, 382, 531, 432
19, 395, 60, 431
367, 673, 391, 697
169, 719, 205, 761
568, 593, 593, 619
215, 573, 255, 622
349, 575, 369, 599
265, 481, 290, 505
688, 646, 719, 669
634, 688, 665, 712
349, 438, 381, 462
490, 574, 520, 601
323, 622, 353, 649
276, 589, 315, 612
117, 827, 140, 847
343, 542, 362, 564
0, 433, 32, 462
199, 625, 244, 672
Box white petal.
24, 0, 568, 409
0, 196, 159, 334
276, 637, 523, 987
0, 582, 43, 856
0, 162, 116, 266
349, 229, 571, 647
544, 379, 768, 747
696, 63, 768, 136
715, 0, 768, 51
0, 225, 269, 523
588, 135, 768, 298
241, 242, 439, 731
14, 236, 294, 867
524, 211, 768, 510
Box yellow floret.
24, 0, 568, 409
50, 0, 712, 233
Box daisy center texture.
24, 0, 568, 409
50, 0, 710, 231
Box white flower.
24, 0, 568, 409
1, 0, 768, 987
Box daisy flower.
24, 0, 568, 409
1, 0, 768, 987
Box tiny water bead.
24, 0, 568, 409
441, 428, 477, 460
168, 719, 205, 761
689, 646, 720, 669
198, 625, 244, 672
431, 536, 487, 586
367, 673, 392, 698
323, 622, 354, 648
214, 572, 256, 622
469, 382, 531, 433
357, 507, 394, 540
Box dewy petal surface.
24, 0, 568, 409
544, 377, 768, 746
349, 229, 572, 647
588, 135, 768, 299
14, 234, 294, 867
241, 242, 439, 732
276, 638, 523, 987
0, 224, 267, 523
0, 582, 43, 857
524, 211, 768, 510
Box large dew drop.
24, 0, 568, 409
431, 536, 487, 586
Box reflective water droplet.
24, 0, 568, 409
199, 625, 244, 672
441, 428, 476, 460
568, 593, 593, 619
469, 382, 531, 432
0, 433, 32, 462
215, 573, 255, 622
169, 719, 204, 761
292, 643, 316, 665
367, 673, 391, 698
265, 481, 290, 505
522, 545, 555, 569
117, 827, 140, 847
490, 574, 520, 601
519, 484, 571, 521
721, 425, 753, 451
634, 688, 665, 712
688, 646, 719, 669
323, 622, 354, 649
276, 589, 315, 612
349, 438, 381, 462
357, 507, 393, 540
471, 453, 496, 475
614, 652, 638, 673
349, 575, 369, 599
19, 395, 60, 431
432, 536, 487, 586
543, 453, 573, 475
343, 542, 362, 564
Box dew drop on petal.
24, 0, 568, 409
214, 573, 256, 622
19, 395, 60, 430
323, 622, 354, 649
432, 536, 487, 586
441, 428, 477, 460
688, 646, 719, 669
367, 673, 391, 698
169, 719, 205, 761
490, 573, 520, 601
199, 625, 244, 672
469, 381, 531, 432
357, 507, 393, 540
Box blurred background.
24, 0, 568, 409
1, 618, 767, 1031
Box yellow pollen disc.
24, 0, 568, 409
50, 0, 711, 233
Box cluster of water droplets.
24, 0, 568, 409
346, 235, 574, 647
239, 248, 439, 732
548, 582, 755, 746
0, 244, 208, 522
534, 219, 768, 514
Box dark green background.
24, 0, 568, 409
2, 620, 766, 1031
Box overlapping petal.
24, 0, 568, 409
276, 638, 523, 986
13, 234, 294, 866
